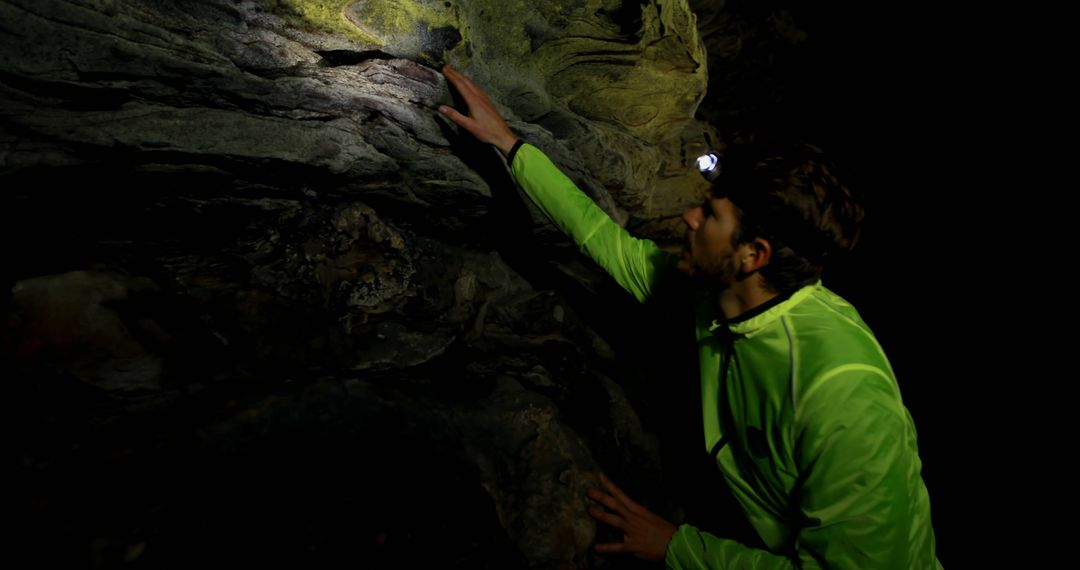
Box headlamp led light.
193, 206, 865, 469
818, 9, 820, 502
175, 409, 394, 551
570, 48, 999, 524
696, 152, 721, 182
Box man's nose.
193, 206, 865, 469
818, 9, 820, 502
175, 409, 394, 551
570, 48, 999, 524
682, 206, 703, 230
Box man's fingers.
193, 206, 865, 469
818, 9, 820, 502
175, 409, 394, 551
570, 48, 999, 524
442, 64, 464, 86
587, 505, 625, 530
443, 65, 495, 108
443, 65, 481, 100
437, 104, 460, 121
599, 473, 641, 514
586, 487, 625, 516
438, 65, 516, 152
441, 65, 475, 104
438, 105, 475, 130
445, 65, 482, 98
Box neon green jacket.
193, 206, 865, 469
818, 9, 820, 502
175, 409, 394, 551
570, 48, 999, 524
510, 143, 941, 569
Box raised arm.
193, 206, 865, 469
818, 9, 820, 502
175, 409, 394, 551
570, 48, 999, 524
438, 66, 676, 303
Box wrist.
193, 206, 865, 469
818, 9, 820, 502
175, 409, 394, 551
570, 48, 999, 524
495, 134, 519, 157
503, 139, 526, 165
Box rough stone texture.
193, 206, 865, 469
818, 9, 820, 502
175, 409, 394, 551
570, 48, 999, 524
1, 0, 816, 567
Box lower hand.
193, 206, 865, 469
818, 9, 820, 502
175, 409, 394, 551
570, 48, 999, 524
586, 473, 677, 562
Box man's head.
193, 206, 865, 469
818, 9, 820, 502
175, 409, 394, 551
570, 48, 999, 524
678, 143, 865, 294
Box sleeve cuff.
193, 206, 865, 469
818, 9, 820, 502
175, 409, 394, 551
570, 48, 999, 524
505, 138, 526, 166
664, 524, 704, 570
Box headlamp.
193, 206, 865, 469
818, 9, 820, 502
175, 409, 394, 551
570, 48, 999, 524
696, 152, 721, 182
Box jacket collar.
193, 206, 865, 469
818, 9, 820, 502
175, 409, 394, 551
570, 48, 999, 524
707, 281, 821, 338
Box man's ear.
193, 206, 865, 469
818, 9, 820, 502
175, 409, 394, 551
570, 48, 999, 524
741, 238, 772, 273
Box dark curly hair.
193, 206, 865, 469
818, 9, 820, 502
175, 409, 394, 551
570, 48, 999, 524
713, 142, 865, 294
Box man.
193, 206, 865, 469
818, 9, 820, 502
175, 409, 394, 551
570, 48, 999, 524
438, 64, 940, 569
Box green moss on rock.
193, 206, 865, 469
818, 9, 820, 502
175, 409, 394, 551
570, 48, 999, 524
263, 0, 378, 44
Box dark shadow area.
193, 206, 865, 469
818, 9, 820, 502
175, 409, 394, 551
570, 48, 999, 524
9, 366, 528, 568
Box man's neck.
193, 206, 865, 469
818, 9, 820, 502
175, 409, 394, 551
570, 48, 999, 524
718, 276, 778, 320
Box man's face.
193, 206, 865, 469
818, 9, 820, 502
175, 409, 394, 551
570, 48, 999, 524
677, 195, 742, 286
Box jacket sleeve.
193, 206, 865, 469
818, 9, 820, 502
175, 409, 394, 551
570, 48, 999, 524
666, 367, 934, 569
510, 143, 676, 303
